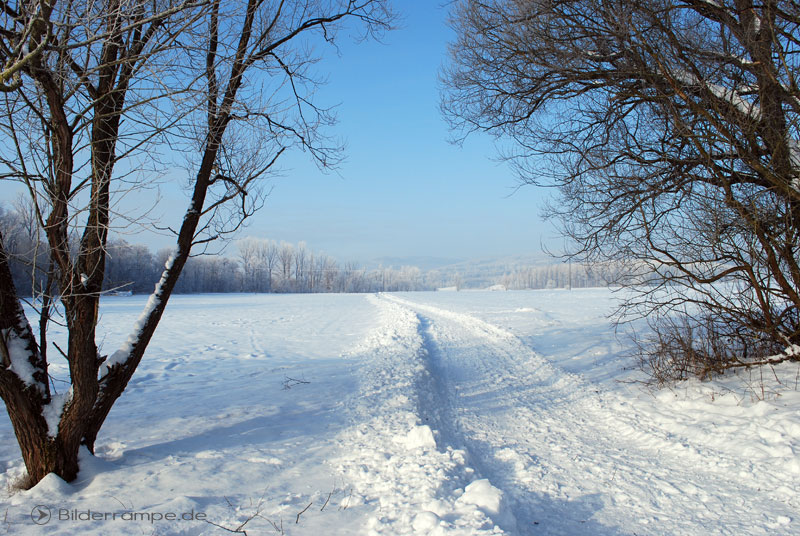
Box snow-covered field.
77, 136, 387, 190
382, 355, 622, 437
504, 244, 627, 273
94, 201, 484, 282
1, 289, 799, 535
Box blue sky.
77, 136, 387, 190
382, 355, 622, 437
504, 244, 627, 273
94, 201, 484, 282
2, 2, 560, 265
238, 1, 558, 264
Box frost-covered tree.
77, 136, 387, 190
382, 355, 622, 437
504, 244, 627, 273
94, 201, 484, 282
0, 0, 392, 487
443, 0, 800, 379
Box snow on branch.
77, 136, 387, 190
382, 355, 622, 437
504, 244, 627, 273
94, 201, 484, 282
1, 324, 44, 391
99, 253, 176, 379
42, 389, 72, 437
673, 69, 761, 121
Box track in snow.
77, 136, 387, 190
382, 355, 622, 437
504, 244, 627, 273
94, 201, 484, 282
373, 293, 798, 536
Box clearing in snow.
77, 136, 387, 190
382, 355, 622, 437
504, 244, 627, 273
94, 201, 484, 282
1, 290, 798, 535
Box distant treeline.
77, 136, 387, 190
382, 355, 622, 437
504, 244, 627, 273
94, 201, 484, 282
497, 262, 626, 290
1, 202, 619, 296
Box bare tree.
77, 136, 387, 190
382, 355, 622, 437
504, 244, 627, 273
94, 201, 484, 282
238, 236, 259, 292
294, 241, 308, 291
443, 0, 800, 379
318, 254, 338, 291
0, 0, 392, 487
277, 241, 295, 290
260, 239, 279, 292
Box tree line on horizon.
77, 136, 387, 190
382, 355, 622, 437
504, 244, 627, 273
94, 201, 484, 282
1, 201, 616, 296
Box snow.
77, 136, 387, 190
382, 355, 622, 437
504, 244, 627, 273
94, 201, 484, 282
2, 327, 40, 389
456, 479, 516, 531
42, 389, 72, 438
752, 12, 762, 33
1, 289, 799, 535
402, 425, 437, 450
673, 69, 761, 120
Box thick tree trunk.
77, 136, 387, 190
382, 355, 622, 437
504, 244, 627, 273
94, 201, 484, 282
0, 232, 87, 486
3, 392, 80, 486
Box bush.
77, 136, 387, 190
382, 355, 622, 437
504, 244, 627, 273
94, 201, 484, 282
636, 313, 795, 385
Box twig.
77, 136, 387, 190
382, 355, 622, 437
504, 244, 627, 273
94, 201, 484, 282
725, 352, 799, 370
283, 376, 310, 390
770, 365, 782, 385
109, 495, 132, 510
339, 488, 353, 511
207, 495, 269, 535
53, 341, 68, 360
204, 519, 249, 535
296, 502, 312, 524
320, 482, 336, 512
267, 518, 284, 534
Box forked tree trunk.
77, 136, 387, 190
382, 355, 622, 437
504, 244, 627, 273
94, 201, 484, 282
0, 105, 216, 486
0, 229, 170, 486
0, 233, 79, 485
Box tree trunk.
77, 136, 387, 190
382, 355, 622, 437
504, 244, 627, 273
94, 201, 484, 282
0, 231, 86, 486
4, 392, 80, 486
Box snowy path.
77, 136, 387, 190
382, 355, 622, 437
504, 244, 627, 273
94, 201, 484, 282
337, 293, 799, 535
